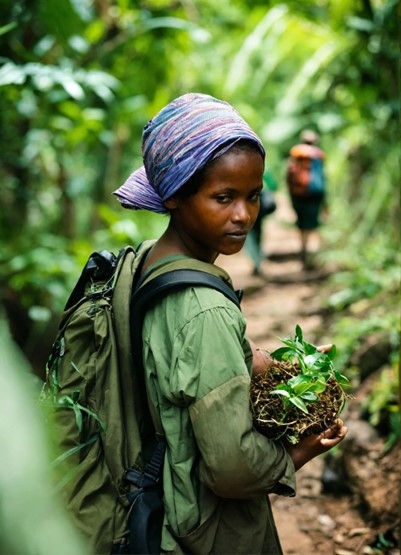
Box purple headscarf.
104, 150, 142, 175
113, 93, 265, 214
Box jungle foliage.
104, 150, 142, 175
1, 0, 399, 443
0, 1, 399, 551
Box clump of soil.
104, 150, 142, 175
250, 359, 346, 443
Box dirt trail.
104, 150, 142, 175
218, 191, 329, 360
217, 194, 399, 555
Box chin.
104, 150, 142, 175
220, 244, 245, 257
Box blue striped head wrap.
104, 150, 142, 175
113, 92, 265, 214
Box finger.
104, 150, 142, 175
320, 437, 341, 447
317, 344, 333, 353
318, 428, 336, 441
322, 421, 339, 436
326, 418, 344, 433
319, 421, 345, 440
320, 426, 348, 446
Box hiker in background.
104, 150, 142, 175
286, 129, 327, 269
244, 169, 277, 277
114, 93, 347, 554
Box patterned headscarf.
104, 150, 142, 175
113, 93, 265, 214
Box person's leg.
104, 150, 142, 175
292, 195, 323, 269
300, 229, 309, 267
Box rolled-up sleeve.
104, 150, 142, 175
190, 374, 296, 498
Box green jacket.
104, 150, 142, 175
141, 257, 296, 554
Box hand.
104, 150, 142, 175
285, 418, 348, 471
250, 340, 273, 376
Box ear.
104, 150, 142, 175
163, 196, 178, 210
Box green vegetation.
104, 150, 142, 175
0, 315, 88, 555
270, 325, 348, 415
251, 326, 348, 444
0, 0, 399, 545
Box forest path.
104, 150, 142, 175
218, 194, 382, 555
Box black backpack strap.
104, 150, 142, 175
132, 268, 242, 316
130, 267, 242, 389
124, 440, 166, 490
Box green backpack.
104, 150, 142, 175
40, 240, 240, 555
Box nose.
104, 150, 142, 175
232, 200, 252, 224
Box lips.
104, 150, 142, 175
226, 230, 248, 240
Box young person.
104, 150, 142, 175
114, 93, 347, 554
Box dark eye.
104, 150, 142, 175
215, 193, 232, 204
250, 191, 262, 202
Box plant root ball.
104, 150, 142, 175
250, 360, 346, 444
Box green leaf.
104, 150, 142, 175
274, 384, 291, 391
300, 391, 319, 402
52, 433, 100, 466
0, 22, 17, 37
71, 361, 82, 374
315, 370, 330, 381
287, 374, 310, 388
327, 345, 337, 361
295, 324, 303, 342
76, 403, 107, 431
304, 352, 326, 369
55, 393, 106, 431
72, 403, 83, 432
58, 394, 76, 407
311, 380, 327, 394
293, 381, 316, 395
71, 389, 80, 402
288, 396, 309, 414
270, 389, 291, 398
281, 338, 299, 350
286, 434, 298, 445
303, 341, 318, 355
270, 346, 293, 360
334, 369, 349, 385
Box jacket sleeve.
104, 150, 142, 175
189, 374, 296, 499
143, 286, 296, 500
171, 295, 296, 499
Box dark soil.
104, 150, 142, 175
250, 361, 345, 443
218, 194, 400, 555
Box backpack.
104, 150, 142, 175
286, 143, 325, 197
40, 240, 241, 555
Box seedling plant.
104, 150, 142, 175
250, 325, 349, 444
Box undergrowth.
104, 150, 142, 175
318, 228, 400, 447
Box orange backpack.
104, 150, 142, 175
286, 143, 325, 197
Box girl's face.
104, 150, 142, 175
166, 148, 264, 262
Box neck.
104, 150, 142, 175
150, 224, 218, 265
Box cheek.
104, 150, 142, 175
250, 203, 261, 225
182, 203, 218, 234
196, 210, 224, 234
191, 199, 225, 225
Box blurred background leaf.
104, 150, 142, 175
0, 314, 88, 554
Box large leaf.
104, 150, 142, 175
288, 396, 309, 414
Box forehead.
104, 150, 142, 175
208, 147, 264, 172
203, 149, 264, 186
